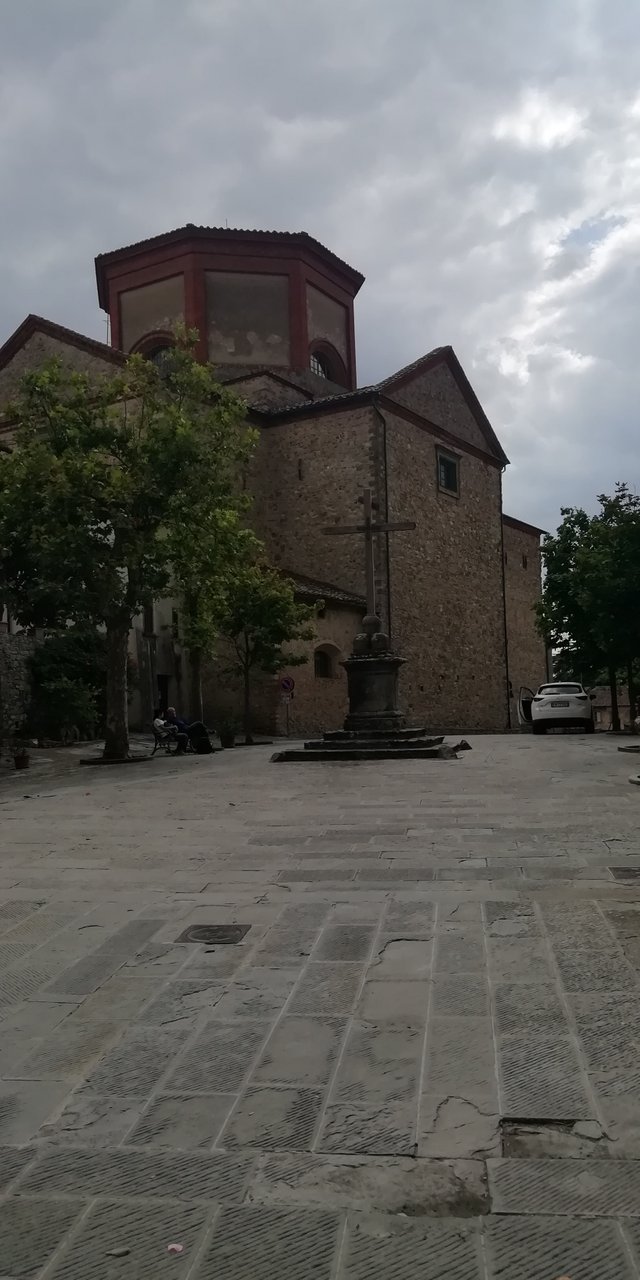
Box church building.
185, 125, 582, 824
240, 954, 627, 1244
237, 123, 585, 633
0, 225, 547, 735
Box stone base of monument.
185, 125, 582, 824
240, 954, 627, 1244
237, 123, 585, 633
271, 620, 462, 763
271, 730, 458, 762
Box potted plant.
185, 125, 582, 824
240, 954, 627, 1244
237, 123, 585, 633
217, 716, 238, 749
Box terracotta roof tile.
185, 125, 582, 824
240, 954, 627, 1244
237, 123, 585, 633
95, 225, 364, 290
285, 571, 365, 608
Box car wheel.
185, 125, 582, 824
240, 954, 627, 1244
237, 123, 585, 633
532, 722, 545, 735
585, 718, 595, 734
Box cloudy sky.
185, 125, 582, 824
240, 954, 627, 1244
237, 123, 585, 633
2, 0, 639, 531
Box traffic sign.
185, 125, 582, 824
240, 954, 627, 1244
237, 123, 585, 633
280, 675, 295, 693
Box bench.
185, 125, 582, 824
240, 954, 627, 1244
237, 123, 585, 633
151, 725, 181, 756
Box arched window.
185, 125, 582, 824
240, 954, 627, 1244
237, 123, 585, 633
314, 644, 340, 678
309, 344, 348, 387
131, 334, 175, 372
310, 351, 331, 379
147, 345, 174, 374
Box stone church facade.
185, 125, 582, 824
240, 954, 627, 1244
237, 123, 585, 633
0, 226, 547, 735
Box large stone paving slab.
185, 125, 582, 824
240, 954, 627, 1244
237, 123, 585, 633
193, 1205, 341, 1280
340, 1214, 484, 1280
47, 1201, 212, 1280
2, 733, 640, 1275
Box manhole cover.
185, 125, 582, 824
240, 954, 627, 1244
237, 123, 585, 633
175, 924, 250, 945
609, 867, 640, 881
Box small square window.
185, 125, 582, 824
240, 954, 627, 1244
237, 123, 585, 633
522, 554, 528, 569
437, 451, 459, 495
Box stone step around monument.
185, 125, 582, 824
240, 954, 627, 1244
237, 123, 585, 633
303, 735, 445, 751
271, 744, 458, 762
322, 727, 436, 741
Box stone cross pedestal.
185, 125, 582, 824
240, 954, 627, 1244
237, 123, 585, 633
342, 614, 406, 733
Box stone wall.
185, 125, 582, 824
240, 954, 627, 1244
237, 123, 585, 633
384, 406, 509, 731
200, 603, 362, 738
390, 361, 490, 454
0, 633, 36, 742
0, 332, 117, 409
275, 605, 362, 737
503, 517, 548, 718
250, 406, 374, 600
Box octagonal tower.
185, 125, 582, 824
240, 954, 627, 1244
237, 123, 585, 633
95, 224, 364, 389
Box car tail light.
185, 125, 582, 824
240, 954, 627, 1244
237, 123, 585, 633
575, 694, 588, 700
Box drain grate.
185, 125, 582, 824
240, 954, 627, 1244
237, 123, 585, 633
175, 924, 250, 946
609, 867, 640, 881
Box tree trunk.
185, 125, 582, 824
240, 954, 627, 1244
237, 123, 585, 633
188, 647, 204, 722
609, 665, 620, 733
243, 662, 253, 745
628, 658, 637, 733
103, 621, 131, 760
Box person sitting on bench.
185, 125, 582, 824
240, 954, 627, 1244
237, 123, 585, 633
153, 710, 189, 754
165, 707, 214, 754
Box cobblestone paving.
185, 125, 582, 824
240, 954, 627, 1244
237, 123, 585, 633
1, 733, 640, 1275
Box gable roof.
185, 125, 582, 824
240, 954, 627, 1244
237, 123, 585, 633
258, 345, 509, 466
0, 314, 124, 375
379, 346, 508, 466
503, 513, 547, 538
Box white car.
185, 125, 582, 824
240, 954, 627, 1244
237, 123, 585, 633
519, 682, 595, 734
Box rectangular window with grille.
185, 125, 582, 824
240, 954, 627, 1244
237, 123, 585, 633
437, 450, 460, 495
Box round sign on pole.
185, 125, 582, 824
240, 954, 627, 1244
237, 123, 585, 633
280, 675, 295, 693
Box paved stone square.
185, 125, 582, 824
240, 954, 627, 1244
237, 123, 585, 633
1, 732, 640, 1276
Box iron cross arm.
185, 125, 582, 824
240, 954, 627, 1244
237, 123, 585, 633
323, 520, 416, 536
322, 487, 416, 618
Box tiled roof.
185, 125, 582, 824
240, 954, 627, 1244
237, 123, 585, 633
95, 225, 364, 289
286, 571, 365, 608
214, 366, 354, 412
257, 344, 509, 466
256, 346, 451, 418
503, 513, 547, 537
590, 684, 630, 708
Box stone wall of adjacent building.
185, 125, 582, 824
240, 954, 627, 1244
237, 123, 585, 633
201, 603, 362, 738
503, 517, 548, 718
384, 406, 509, 732
249, 407, 373, 601
0, 633, 36, 743
0, 332, 118, 410
274, 604, 362, 738
390, 362, 490, 453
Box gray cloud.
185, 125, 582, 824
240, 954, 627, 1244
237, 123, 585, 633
2, 0, 639, 531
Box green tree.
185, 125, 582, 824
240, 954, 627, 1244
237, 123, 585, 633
581, 485, 640, 726
538, 485, 640, 731
537, 506, 605, 685
168, 490, 258, 722
0, 337, 254, 760
27, 627, 107, 742
217, 563, 315, 743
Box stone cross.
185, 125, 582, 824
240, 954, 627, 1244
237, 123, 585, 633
323, 488, 416, 619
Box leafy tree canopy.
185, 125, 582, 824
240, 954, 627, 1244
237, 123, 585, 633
0, 332, 255, 758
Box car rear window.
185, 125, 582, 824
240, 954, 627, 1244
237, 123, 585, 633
538, 684, 582, 695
